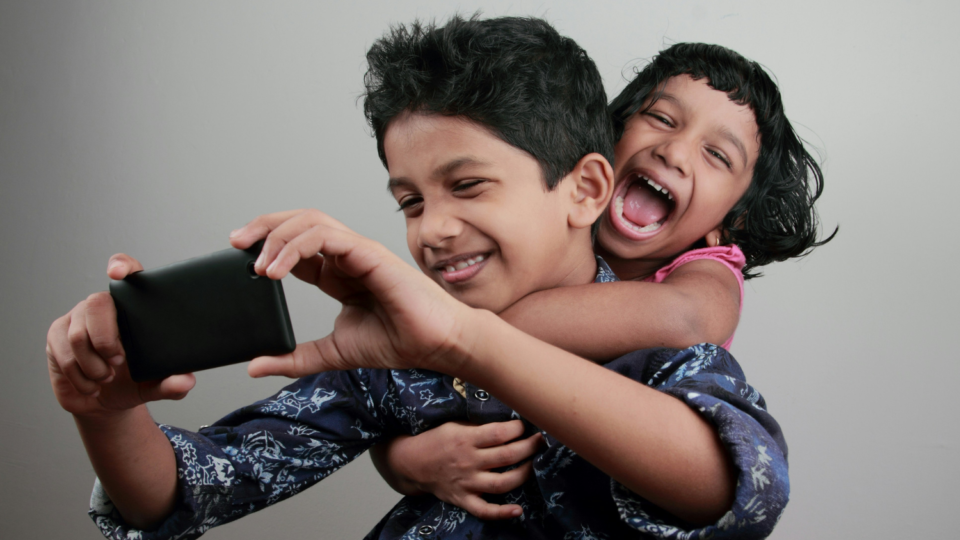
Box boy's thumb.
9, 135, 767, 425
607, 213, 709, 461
248, 338, 344, 379
141, 373, 197, 402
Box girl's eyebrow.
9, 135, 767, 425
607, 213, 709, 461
717, 126, 749, 168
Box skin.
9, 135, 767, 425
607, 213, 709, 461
376, 76, 760, 521
45, 111, 735, 531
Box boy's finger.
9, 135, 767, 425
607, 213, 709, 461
67, 303, 114, 383
474, 420, 526, 448
458, 495, 523, 521
479, 432, 543, 469
83, 292, 126, 365
229, 209, 307, 250
231, 209, 353, 252
106, 254, 144, 280
472, 461, 534, 494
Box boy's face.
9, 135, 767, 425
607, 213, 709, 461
385, 112, 591, 313
598, 75, 759, 262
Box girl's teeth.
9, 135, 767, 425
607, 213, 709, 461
642, 177, 674, 200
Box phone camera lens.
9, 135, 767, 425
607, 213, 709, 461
246, 261, 260, 279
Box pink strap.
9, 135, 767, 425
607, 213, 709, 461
642, 245, 745, 349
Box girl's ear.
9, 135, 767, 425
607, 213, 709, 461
566, 153, 614, 230
705, 227, 724, 247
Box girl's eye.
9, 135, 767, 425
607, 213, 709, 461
708, 149, 732, 169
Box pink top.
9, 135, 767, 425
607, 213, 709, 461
641, 245, 746, 350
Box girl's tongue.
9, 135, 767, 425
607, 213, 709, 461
622, 182, 670, 227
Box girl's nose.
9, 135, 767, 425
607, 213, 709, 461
654, 136, 693, 177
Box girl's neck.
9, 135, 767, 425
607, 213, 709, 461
594, 244, 676, 281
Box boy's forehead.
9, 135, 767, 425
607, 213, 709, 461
383, 112, 542, 184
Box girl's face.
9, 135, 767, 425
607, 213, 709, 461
596, 74, 759, 278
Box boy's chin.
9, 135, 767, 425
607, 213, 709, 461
448, 288, 516, 315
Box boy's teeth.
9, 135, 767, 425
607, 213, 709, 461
445, 254, 485, 273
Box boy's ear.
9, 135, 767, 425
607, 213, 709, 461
565, 153, 615, 230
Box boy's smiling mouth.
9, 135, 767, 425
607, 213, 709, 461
433, 252, 491, 284
610, 172, 676, 240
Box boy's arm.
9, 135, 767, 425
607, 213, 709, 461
46, 254, 194, 529
500, 259, 741, 360
235, 212, 740, 525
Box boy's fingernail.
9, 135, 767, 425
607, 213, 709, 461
108, 355, 124, 366
512, 508, 522, 517
229, 228, 242, 238
107, 261, 122, 273
255, 252, 265, 268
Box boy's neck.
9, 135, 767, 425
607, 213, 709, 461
594, 244, 673, 281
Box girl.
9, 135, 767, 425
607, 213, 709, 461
370, 42, 834, 520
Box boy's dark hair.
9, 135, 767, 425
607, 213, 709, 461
363, 15, 614, 190
610, 43, 836, 278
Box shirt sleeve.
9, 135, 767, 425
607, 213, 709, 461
88, 368, 388, 540
606, 344, 789, 539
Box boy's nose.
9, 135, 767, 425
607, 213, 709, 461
417, 206, 462, 248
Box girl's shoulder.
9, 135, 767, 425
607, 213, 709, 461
643, 245, 746, 285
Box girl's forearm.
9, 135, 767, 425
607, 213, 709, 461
75, 405, 179, 530
499, 263, 739, 360
454, 310, 735, 525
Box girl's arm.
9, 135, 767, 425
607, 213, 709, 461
369, 421, 542, 520
500, 259, 741, 360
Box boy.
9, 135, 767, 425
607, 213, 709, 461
46, 16, 787, 539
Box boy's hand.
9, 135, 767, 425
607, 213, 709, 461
229, 209, 476, 378
371, 420, 542, 520
46, 254, 196, 418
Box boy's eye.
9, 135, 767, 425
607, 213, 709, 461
453, 179, 486, 192
646, 112, 673, 127
396, 196, 423, 213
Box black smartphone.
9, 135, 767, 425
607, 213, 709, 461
109, 241, 296, 381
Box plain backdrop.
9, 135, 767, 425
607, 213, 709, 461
2, 1, 957, 538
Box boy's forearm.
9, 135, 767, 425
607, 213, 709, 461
75, 405, 179, 530
454, 310, 735, 525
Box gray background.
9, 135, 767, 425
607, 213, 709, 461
2, 1, 956, 538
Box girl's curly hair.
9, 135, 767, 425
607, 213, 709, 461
610, 43, 836, 278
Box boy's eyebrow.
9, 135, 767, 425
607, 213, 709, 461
387, 157, 489, 191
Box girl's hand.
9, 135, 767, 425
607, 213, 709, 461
370, 420, 543, 520
46, 254, 196, 418
229, 209, 477, 377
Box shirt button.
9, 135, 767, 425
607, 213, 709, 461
474, 389, 490, 401
418, 525, 435, 536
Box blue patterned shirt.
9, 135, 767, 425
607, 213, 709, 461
89, 258, 789, 539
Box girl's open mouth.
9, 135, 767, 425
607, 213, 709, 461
609, 173, 676, 240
